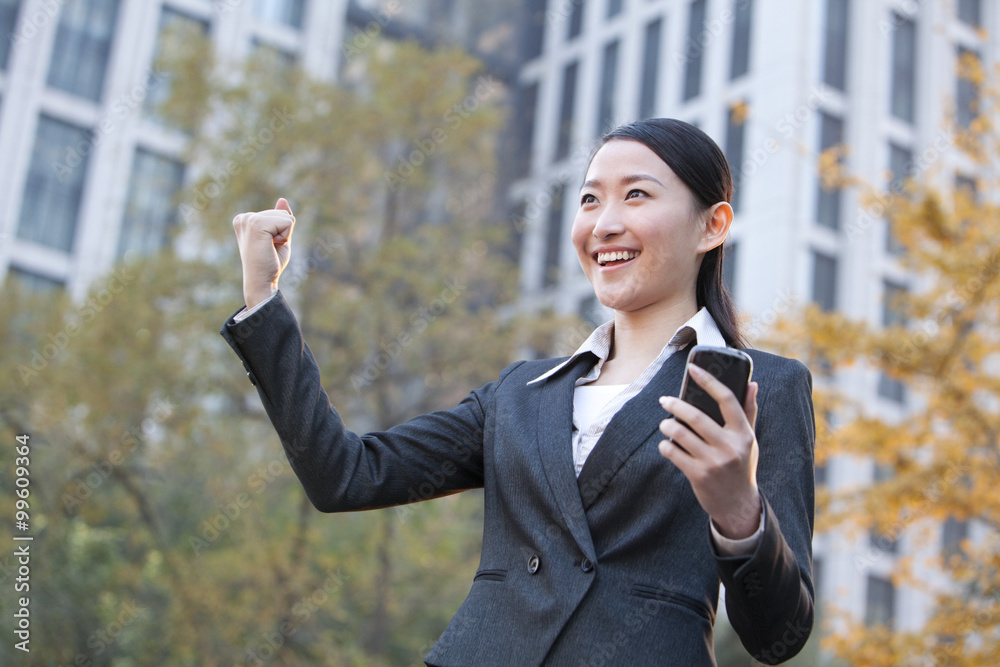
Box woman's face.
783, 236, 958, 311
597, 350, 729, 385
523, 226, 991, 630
571, 138, 711, 315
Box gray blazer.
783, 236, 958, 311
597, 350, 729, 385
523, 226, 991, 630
221, 292, 815, 666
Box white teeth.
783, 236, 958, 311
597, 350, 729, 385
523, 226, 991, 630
597, 251, 637, 265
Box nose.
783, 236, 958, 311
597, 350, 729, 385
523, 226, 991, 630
592, 204, 625, 239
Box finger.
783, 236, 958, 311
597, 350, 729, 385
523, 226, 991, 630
658, 435, 707, 477
685, 364, 746, 428
658, 408, 711, 460
659, 395, 719, 445
743, 381, 759, 430
275, 197, 294, 216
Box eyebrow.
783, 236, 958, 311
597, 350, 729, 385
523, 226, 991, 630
581, 173, 665, 190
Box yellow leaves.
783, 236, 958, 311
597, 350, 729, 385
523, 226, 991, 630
958, 49, 985, 87
816, 145, 852, 190
729, 99, 750, 125
766, 62, 1000, 664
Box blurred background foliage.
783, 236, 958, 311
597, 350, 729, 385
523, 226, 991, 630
766, 62, 1000, 667
0, 33, 575, 666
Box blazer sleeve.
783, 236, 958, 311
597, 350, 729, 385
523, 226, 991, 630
714, 355, 815, 664
219, 291, 504, 512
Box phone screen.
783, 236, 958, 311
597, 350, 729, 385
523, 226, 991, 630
676, 346, 753, 429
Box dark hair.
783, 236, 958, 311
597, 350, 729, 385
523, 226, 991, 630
599, 118, 747, 348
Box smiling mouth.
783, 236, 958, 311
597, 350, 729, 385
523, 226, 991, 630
596, 250, 639, 267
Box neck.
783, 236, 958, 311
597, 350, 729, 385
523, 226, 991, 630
609, 297, 699, 365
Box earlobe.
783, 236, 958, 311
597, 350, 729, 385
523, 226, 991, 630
699, 202, 733, 252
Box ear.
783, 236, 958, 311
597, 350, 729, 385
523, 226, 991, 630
697, 202, 733, 253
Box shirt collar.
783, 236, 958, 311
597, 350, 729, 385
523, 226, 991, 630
527, 307, 728, 385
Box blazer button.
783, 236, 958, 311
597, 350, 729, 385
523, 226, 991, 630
580, 558, 594, 573
527, 555, 540, 574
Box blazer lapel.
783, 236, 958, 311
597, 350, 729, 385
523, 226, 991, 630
577, 343, 693, 511
535, 352, 599, 561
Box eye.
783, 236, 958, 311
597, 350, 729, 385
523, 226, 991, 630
580, 193, 598, 206
626, 189, 648, 200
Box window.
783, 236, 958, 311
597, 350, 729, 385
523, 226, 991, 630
0, 0, 21, 71
254, 0, 304, 28
6, 266, 64, 292
116, 149, 185, 258
523, 0, 546, 60
865, 575, 895, 628
513, 82, 539, 176
887, 143, 912, 197
811, 251, 838, 312
555, 61, 579, 161
543, 184, 566, 287
816, 112, 844, 229
956, 47, 980, 129
145, 9, 210, 123
729, 0, 753, 80
886, 143, 912, 254
889, 13, 916, 123
505, 201, 527, 264
638, 18, 663, 120
596, 40, 619, 136
958, 0, 981, 27
46, 0, 121, 102
725, 103, 747, 212
682, 0, 707, 101
878, 281, 907, 402
941, 516, 968, 560
607, 0, 623, 18
17, 116, 92, 252
823, 0, 850, 91
568, 0, 585, 40
722, 241, 738, 298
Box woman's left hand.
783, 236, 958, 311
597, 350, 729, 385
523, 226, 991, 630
658, 364, 762, 539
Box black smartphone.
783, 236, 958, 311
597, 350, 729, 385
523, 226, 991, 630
675, 346, 753, 433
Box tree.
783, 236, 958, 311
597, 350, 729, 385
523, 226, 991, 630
766, 60, 1000, 665
0, 33, 574, 665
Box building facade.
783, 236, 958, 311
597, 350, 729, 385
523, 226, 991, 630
511, 0, 996, 643
0, 0, 525, 300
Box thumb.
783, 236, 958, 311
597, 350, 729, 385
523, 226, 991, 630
275, 197, 293, 216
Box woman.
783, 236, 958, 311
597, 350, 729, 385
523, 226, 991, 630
222, 118, 815, 665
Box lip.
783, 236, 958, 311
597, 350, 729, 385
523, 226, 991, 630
592, 246, 640, 269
